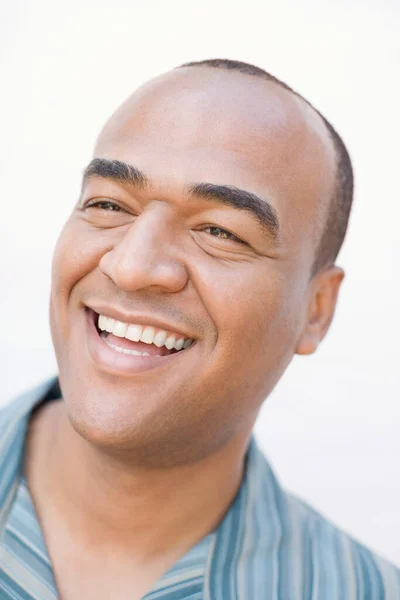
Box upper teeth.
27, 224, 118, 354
97, 315, 193, 351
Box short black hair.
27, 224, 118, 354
179, 59, 354, 275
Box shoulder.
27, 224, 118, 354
0, 380, 50, 440
0, 378, 59, 525
245, 441, 400, 598
1, 378, 60, 426
284, 491, 400, 598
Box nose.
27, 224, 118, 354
99, 205, 189, 293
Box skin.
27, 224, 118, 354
25, 66, 344, 599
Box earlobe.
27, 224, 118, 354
295, 265, 345, 356
296, 330, 320, 356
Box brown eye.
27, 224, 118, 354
204, 226, 246, 245
86, 200, 122, 211
81, 198, 135, 228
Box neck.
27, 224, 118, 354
25, 399, 251, 561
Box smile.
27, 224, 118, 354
85, 307, 196, 375
98, 314, 194, 355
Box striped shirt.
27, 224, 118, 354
1, 378, 399, 599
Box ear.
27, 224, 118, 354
295, 265, 345, 356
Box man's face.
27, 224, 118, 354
50, 68, 337, 464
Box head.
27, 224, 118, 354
50, 59, 353, 466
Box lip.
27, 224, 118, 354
85, 302, 196, 340
84, 308, 195, 376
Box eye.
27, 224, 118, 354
203, 226, 247, 245
80, 198, 135, 228
85, 200, 123, 211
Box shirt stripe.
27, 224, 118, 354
1, 378, 399, 599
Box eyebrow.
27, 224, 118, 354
82, 158, 280, 241
83, 158, 149, 188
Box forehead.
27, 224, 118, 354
95, 68, 336, 254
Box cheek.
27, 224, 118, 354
178, 260, 305, 433
200, 259, 303, 373
51, 219, 109, 299
210, 262, 295, 332
50, 219, 111, 348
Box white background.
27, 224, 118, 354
1, 0, 399, 564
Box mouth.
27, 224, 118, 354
84, 307, 196, 375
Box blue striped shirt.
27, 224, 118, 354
1, 378, 399, 599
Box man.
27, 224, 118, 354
1, 58, 398, 599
